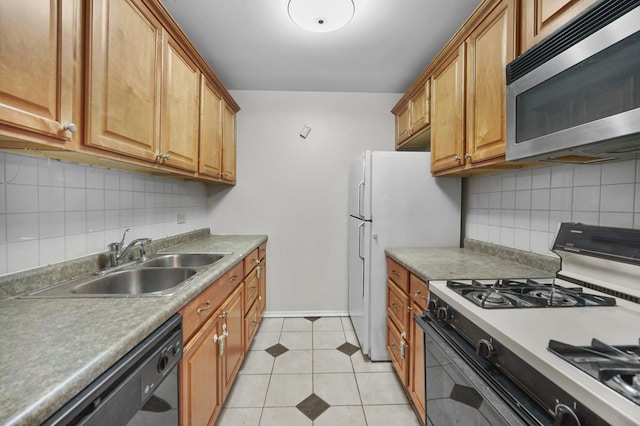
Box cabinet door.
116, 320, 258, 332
520, 0, 598, 53
86, 0, 161, 161
409, 302, 425, 421
411, 82, 430, 132
387, 318, 409, 387
0, 0, 76, 144
199, 77, 223, 178
221, 102, 236, 183
431, 44, 465, 173
466, 0, 515, 164
160, 33, 200, 172
221, 284, 244, 400
395, 103, 412, 146
180, 312, 222, 426
257, 260, 267, 321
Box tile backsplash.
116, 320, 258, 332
0, 152, 208, 275
465, 159, 640, 256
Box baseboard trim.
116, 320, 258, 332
263, 310, 349, 318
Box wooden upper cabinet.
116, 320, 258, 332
199, 77, 223, 178
466, 0, 515, 164
430, 44, 466, 174
520, 0, 598, 54
221, 102, 237, 183
0, 0, 77, 145
86, 0, 161, 162
394, 81, 430, 149
160, 33, 200, 172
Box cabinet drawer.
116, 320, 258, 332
181, 262, 244, 341
244, 267, 259, 315
243, 248, 260, 275
258, 242, 267, 261
387, 279, 410, 333
386, 257, 409, 293
410, 274, 429, 311
180, 282, 219, 342
244, 298, 259, 348
387, 318, 409, 387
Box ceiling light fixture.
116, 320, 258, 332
288, 0, 355, 33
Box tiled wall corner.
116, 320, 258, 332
465, 159, 640, 256
0, 152, 209, 275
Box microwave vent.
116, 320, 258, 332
506, 0, 640, 84
543, 155, 614, 164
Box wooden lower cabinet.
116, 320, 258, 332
408, 300, 426, 421
180, 311, 222, 426
386, 256, 428, 425
220, 284, 244, 401
179, 244, 267, 425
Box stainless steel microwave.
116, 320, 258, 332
506, 0, 640, 163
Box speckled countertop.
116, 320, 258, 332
385, 245, 557, 282
0, 234, 267, 426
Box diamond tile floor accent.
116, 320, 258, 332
217, 316, 421, 426
296, 393, 330, 420
337, 342, 360, 356
265, 343, 289, 358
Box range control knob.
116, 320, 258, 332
158, 353, 169, 373
435, 306, 449, 321
476, 339, 494, 359
427, 299, 439, 312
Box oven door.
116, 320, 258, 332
416, 315, 545, 426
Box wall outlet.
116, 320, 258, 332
177, 213, 186, 224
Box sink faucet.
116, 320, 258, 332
108, 228, 152, 267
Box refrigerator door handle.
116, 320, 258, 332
358, 181, 365, 218
358, 153, 366, 218
358, 222, 365, 260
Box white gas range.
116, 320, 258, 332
416, 223, 640, 426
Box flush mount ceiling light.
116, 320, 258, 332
288, 0, 355, 33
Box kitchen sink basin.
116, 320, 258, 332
138, 253, 225, 268
71, 268, 198, 295
20, 251, 230, 298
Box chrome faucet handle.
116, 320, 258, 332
119, 228, 131, 248
139, 238, 152, 261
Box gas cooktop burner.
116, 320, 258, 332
528, 289, 579, 306
447, 278, 616, 309
549, 339, 640, 407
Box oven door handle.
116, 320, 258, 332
554, 403, 581, 426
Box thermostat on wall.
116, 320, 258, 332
299, 125, 311, 139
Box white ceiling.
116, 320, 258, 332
161, 0, 482, 93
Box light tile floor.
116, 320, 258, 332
216, 316, 421, 426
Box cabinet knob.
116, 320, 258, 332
465, 153, 472, 160
454, 155, 461, 162
63, 123, 78, 133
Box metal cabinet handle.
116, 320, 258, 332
464, 153, 472, 160
391, 302, 400, 313
454, 155, 461, 162
256, 266, 261, 279
414, 291, 428, 301
229, 275, 239, 282
219, 310, 229, 318
391, 271, 400, 278
407, 306, 413, 312
62, 123, 77, 133
197, 300, 211, 313
249, 286, 256, 294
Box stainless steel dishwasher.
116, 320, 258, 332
44, 314, 183, 426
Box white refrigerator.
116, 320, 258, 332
348, 151, 461, 361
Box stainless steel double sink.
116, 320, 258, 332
22, 253, 228, 298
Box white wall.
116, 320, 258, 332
0, 151, 208, 275
464, 159, 640, 256
208, 90, 401, 316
